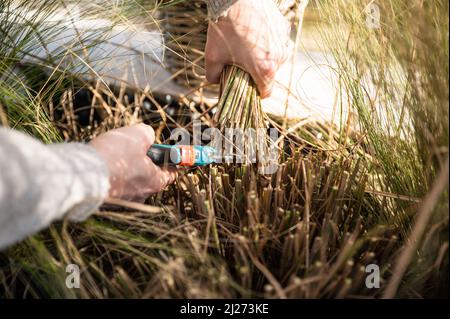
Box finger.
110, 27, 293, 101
259, 79, 275, 99
134, 123, 155, 147
205, 27, 228, 84
156, 166, 178, 189
250, 65, 276, 99
165, 167, 178, 184
205, 55, 226, 84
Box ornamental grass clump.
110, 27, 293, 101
214, 66, 266, 130
0, 0, 448, 299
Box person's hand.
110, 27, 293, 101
205, 0, 291, 98
90, 124, 177, 201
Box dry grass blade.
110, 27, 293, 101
384, 157, 449, 298
103, 198, 168, 214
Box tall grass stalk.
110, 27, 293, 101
315, 0, 449, 296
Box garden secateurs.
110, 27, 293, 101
147, 144, 218, 167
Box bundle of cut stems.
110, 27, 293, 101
215, 66, 266, 129
214, 66, 272, 169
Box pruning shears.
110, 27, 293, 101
147, 144, 218, 167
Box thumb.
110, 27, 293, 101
134, 123, 155, 147
205, 25, 227, 84
205, 55, 226, 84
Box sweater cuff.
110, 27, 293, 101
205, 0, 239, 21
48, 143, 110, 222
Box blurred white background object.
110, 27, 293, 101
18, 6, 346, 124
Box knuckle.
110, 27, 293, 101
261, 84, 274, 98
160, 174, 170, 189
157, 170, 173, 189
258, 61, 277, 78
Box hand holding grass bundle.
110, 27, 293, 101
207, 0, 296, 168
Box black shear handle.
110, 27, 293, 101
147, 145, 177, 166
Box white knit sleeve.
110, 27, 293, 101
0, 127, 109, 250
